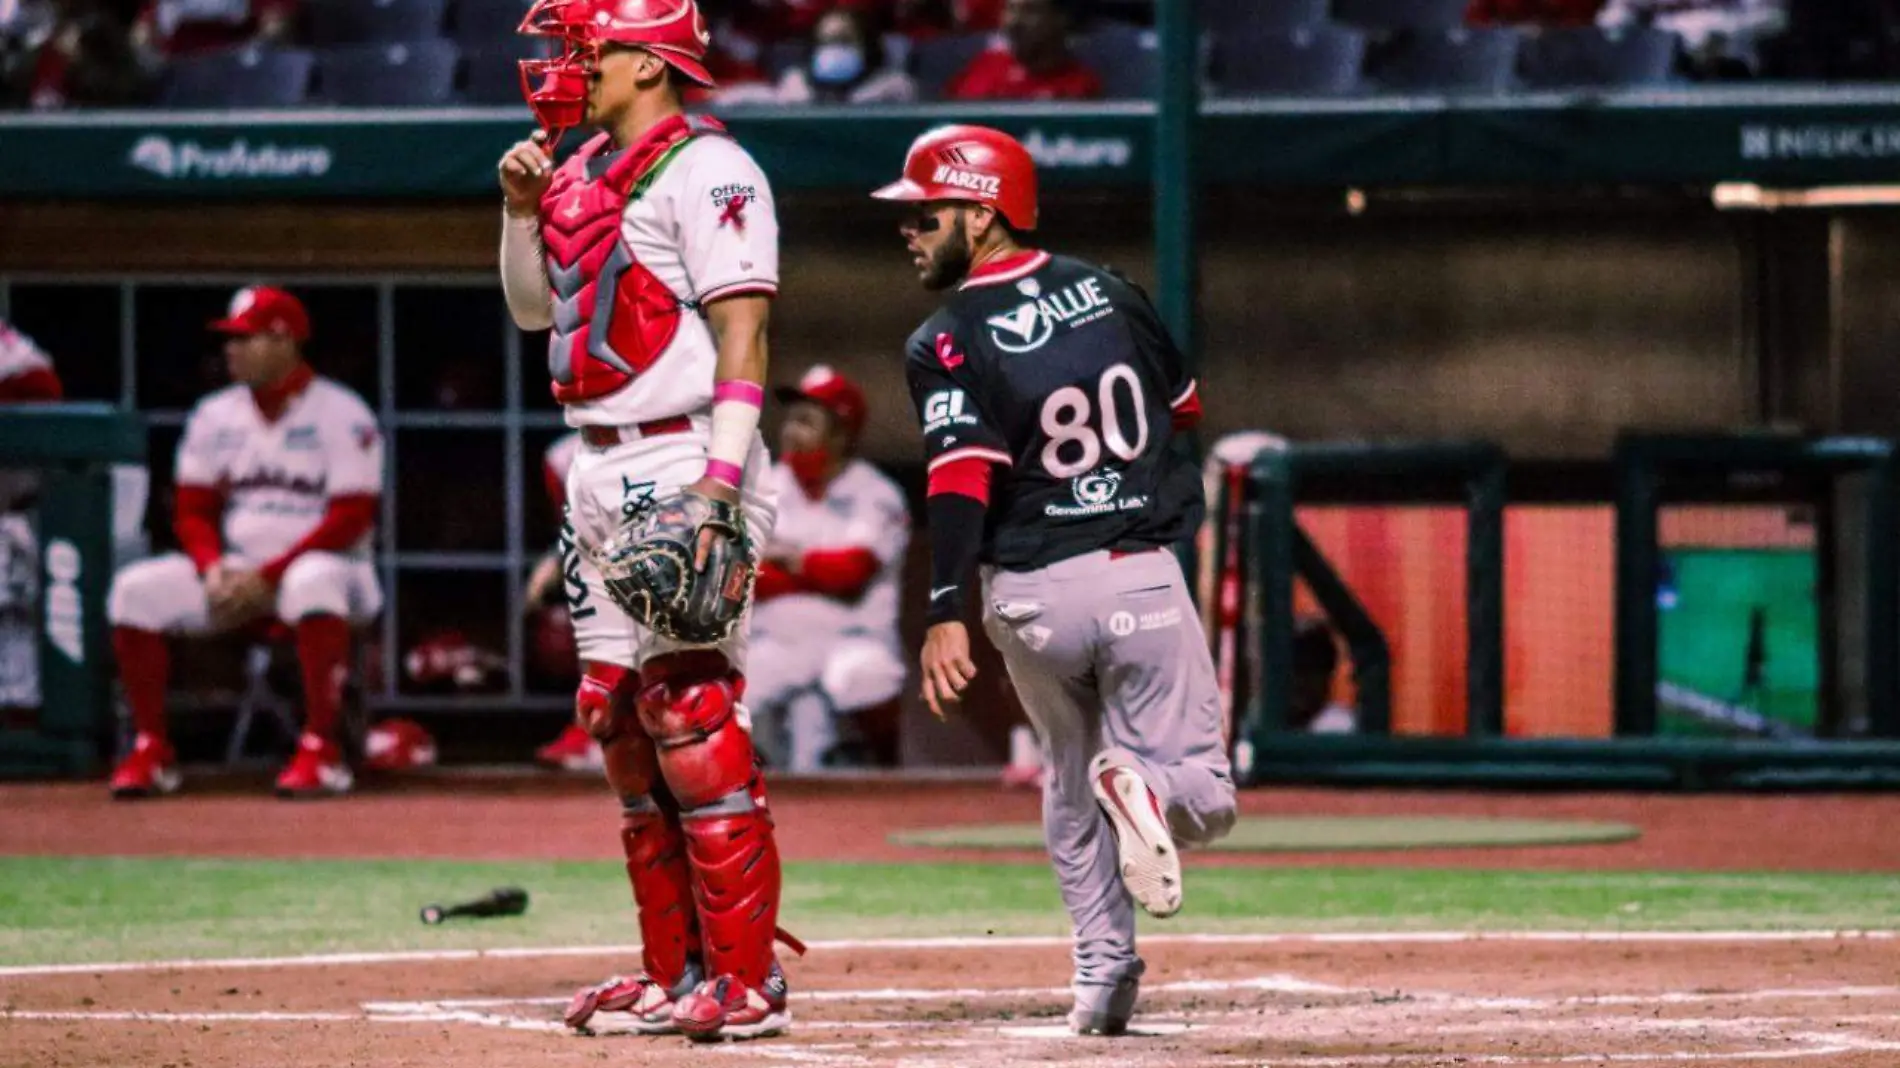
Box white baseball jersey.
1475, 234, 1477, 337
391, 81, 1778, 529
0, 319, 53, 384
174, 377, 383, 563
755, 459, 909, 639
564, 135, 780, 428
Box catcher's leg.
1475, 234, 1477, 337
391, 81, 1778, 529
564, 660, 704, 1034
635, 649, 789, 1042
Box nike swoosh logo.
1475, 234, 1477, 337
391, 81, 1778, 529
930, 585, 958, 600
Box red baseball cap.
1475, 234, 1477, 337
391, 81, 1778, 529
209, 285, 311, 341
775, 364, 867, 441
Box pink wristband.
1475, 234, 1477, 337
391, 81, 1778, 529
705, 459, 745, 489
713, 380, 764, 407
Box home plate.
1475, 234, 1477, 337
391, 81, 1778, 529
998, 1021, 1194, 1039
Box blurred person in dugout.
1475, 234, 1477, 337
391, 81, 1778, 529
714, 5, 918, 105
750, 365, 909, 772
944, 0, 1101, 101
106, 286, 384, 801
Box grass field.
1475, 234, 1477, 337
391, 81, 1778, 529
4, 857, 1897, 967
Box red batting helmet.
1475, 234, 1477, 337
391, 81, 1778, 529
518, 0, 714, 139
774, 364, 868, 442
871, 124, 1038, 231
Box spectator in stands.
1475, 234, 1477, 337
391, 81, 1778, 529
1466, 0, 1604, 27
1291, 616, 1356, 734
944, 0, 1100, 101
129, 0, 295, 82
717, 6, 917, 105
1597, 0, 1789, 77
5, 0, 148, 109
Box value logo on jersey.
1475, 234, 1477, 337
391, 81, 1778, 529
985, 277, 1115, 354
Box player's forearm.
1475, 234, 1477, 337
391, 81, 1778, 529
796, 547, 881, 600
703, 295, 771, 489
500, 212, 555, 331
258, 494, 379, 584
923, 456, 994, 625
172, 485, 225, 574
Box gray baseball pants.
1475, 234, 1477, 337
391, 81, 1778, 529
981, 547, 1238, 1011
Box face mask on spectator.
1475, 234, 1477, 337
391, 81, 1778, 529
810, 42, 865, 86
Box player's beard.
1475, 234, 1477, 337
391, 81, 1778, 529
920, 214, 973, 291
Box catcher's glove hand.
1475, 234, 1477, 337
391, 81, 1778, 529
595, 490, 756, 645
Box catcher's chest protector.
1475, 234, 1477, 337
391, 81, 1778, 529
538, 116, 726, 405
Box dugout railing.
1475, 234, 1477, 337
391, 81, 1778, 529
1228, 434, 1900, 790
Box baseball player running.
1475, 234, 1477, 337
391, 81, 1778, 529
498, 0, 792, 1042
875, 125, 1238, 1035
105, 285, 383, 800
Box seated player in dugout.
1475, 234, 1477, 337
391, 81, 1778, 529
525, 430, 604, 772
106, 286, 383, 800
746, 365, 909, 772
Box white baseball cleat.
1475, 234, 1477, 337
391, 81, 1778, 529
1089, 753, 1182, 918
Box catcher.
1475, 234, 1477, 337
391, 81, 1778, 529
497, 0, 791, 1042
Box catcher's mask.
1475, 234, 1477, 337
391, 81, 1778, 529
516, 0, 715, 147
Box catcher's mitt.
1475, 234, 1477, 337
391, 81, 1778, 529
595, 490, 756, 645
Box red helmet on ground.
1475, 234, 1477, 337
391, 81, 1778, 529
871, 124, 1038, 231
774, 364, 868, 443
517, 0, 714, 142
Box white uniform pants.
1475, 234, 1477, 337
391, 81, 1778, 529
107, 552, 383, 634
745, 628, 906, 772
562, 417, 778, 672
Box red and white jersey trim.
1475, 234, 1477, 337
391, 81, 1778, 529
960, 250, 1051, 290
1171, 379, 1199, 409
928, 446, 1013, 472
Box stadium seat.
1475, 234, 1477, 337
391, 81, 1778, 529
452, 0, 531, 48
763, 38, 810, 83
161, 45, 315, 107
1519, 26, 1679, 88
1207, 0, 1327, 35
1372, 27, 1522, 92
463, 44, 536, 105
310, 0, 450, 44
1331, 0, 1469, 34
1216, 23, 1366, 96
317, 40, 462, 106
1072, 23, 1160, 99
910, 32, 994, 98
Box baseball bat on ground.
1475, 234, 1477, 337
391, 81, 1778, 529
419, 887, 529, 925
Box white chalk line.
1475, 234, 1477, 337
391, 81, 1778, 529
362, 972, 1348, 1015
0, 1009, 357, 1023
2, 929, 1894, 979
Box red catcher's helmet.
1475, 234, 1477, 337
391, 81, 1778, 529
871, 124, 1038, 231
517, 0, 714, 141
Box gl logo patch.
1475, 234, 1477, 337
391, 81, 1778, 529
1072, 469, 1122, 507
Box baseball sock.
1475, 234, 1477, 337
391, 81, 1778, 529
112, 626, 170, 743
295, 614, 351, 742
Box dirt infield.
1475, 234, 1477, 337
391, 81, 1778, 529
6, 935, 1900, 1067
4, 776, 1900, 1066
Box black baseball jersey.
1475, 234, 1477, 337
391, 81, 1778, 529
904, 250, 1204, 571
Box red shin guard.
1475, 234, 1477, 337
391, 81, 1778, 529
621, 800, 701, 988
636, 652, 783, 989
681, 804, 782, 989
